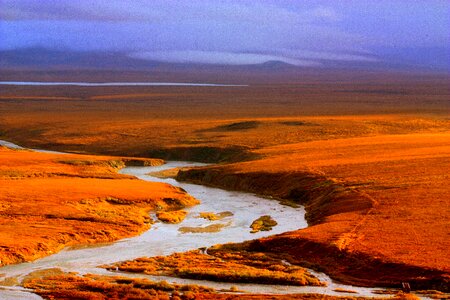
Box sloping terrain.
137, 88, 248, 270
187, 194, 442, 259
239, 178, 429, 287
178, 132, 450, 289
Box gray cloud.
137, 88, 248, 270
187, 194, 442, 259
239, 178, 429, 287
0, 1, 167, 22
0, 0, 341, 24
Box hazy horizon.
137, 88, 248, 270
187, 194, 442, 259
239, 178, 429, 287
0, 1, 449, 70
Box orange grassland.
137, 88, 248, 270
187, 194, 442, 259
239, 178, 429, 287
179, 131, 450, 289
0, 73, 449, 291
0, 147, 198, 266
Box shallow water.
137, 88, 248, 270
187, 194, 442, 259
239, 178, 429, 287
0, 140, 403, 298
0, 81, 247, 87
0, 139, 67, 154
0, 140, 24, 149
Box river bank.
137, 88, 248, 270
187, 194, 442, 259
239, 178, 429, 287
175, 133, 450, 291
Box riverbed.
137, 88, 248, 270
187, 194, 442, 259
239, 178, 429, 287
0, 140, 398, 299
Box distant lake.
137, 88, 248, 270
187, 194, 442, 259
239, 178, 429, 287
0, 81, 247, 87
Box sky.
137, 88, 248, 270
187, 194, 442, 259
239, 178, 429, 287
0, 0, 449, 69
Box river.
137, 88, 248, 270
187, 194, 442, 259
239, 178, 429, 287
0, 140, 401, 299
0, 81, 247, 87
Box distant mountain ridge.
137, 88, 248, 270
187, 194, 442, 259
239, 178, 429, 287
0, 48, 448, 85
2, 47, 447, 73
0, 48, 161, 70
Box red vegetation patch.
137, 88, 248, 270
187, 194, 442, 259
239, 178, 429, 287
108, 246, 323, 286
23, 272, 214, 300
23, 271, 379, 300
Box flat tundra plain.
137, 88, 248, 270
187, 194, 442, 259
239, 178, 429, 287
0, 71, 449, 298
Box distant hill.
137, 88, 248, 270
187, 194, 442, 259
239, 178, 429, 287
0, 48, 161, 71
0, 48, 448, 84
2, 47, 443, 72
